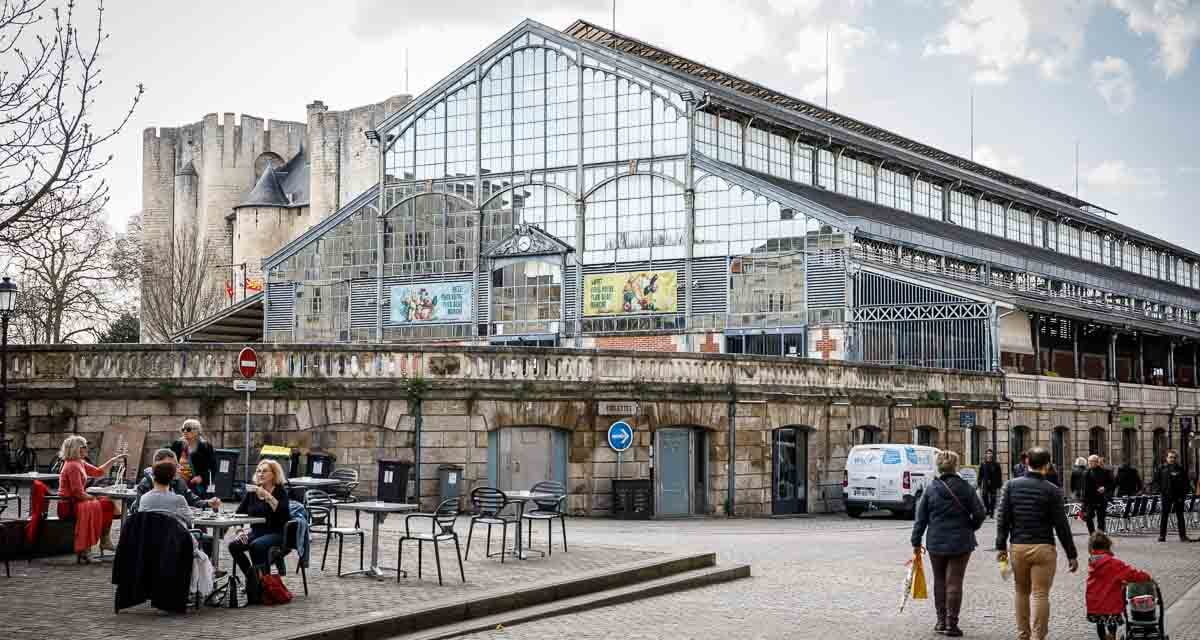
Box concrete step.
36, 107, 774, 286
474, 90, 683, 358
257, 552, 728, 640
398, 563, 753, 640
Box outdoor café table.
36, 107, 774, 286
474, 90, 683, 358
0, 472, 60, 517
502, 491, 554, 560
339, 501, 417, 578
192, 512, 266, 607
86, 485, 140, 528
286, 476, 341, 503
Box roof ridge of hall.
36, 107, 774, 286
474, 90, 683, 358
562, 18, 1200, 262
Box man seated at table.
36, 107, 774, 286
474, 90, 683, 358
131, 449, 221, 555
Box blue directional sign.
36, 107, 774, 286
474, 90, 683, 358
607, 420, 634, 452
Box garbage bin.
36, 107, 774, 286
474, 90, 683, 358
438, 464, 463, 506
377, 459, 412, 502
211, 448, 241, 500
307, 452, 336, 478
612, 479, 653, 519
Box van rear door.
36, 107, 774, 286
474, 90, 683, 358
877, 447, 905, 501
847, 447, 882, 499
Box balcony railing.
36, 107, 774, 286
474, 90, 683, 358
1006, 373, 1200, 410
4, 344, 1001, 400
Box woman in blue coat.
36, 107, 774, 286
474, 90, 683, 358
911, 450, 987, 637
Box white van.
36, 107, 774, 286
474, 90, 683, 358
842, 444, 939, 518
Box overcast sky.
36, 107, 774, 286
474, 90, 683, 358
86, 0, 1200, 249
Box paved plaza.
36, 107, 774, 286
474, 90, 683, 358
3, 505, 1199, 640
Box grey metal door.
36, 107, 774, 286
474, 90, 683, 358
656, 429, 692, 516
498, 427, 553, 491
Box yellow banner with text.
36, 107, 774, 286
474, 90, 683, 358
584, 270, 678, 316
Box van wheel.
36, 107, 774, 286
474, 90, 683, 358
846, 505, 864, 518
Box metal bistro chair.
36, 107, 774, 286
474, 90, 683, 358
328, 468, 359, 526
465, 487, 521, 563
0, 485, 20, 520
521, 481, 568, 556
305, 490, 365, 576
397, 498, 465, 585
266, 519, 309, 597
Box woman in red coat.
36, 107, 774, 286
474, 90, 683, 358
1086, 532, 1151, 640
57, 436, 123, 562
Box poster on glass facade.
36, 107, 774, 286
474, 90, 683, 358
390, 282, 473, 324
584, 271, 678, 316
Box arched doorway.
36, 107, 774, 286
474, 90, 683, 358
1089, 427, 1107, 457
772, 426, 810, 515
655, 426, 710, 517
487, 427, 568, 491
1051, 427, 1068, 487
914, 426, 937, 448
1011, 426, 1031, 474
856, 425, 882, 445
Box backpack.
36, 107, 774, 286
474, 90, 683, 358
259, 574, 293, 605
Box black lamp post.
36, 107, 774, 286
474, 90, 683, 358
0, 276, 17, 451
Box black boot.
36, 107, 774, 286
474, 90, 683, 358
243, 568, 263, 605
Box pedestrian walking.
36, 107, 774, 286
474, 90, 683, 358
911, 450, 986, 637
1154, 450, 1193, 542
1012, 451, 1030, 480
977, 449, 1003, 518
1114, 460, 1143, 497
996, 447, 1079, 640
1082, 455, 1114, 534
1085, 532, 1150, 640
1069, 457, 1088, 502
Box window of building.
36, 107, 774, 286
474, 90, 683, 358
915, 426, 936, 447
1011, 426, 1030, 471
728, 254, 806, 327
694, 175, 809, 257
1122, 428, 1137, 465
585, 174, 685, 257
856, 426, 881, 445
1089, 426, 1106, 456
1051, 427, 1068, 485
949, 190, 974, 229
717, 115, 741, 165
1152, 429, 1167, 470
490, 259, 562, 335
914, 179, 941, 219
794, 143, 814, 185
969, 429, 983, 466
817, 148, 836, 190
695, 111, 719, 158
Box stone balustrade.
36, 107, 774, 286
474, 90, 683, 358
1006, 372, 1200, 410
5, 344, 1002, 400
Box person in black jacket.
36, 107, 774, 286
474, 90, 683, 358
170, 419, 216, 498
229, 459, 290, 605
911, 450, 986, 637
1115, 460, 1143, 497
996, 447, 1079, 640
1082, 455, 1114, 534
1069, 458, 1088, 501
977, 449, 1003, 518
1155, 450, 1193, 542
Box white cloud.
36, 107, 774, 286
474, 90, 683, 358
785, 23, 872, 101
973, 145, 1025, 174
1110, 0, 1200, 77
924, 0, 1097, 84
1086, 161, 1166, 197
1090, 56, 1136, 112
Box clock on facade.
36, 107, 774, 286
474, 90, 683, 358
516, 235, 532, 252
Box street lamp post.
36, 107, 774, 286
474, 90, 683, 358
0, 276, 18, 455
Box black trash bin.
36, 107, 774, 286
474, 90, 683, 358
211, 448, 241, 500
306, 452, 336, 478
438, 464, 463, 506
377, 459, 412, 503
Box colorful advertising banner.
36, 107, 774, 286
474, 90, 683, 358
390, 281, 473, 324
584, 270, 678, 316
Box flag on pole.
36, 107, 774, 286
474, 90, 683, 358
225, 281, 234, 299
245, 277, 263, 292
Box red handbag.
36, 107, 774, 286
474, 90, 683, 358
259, 574, 293, 605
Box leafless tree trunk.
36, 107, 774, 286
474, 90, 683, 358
139, 222, 223, 342
5, 197, 125, 343
0, 0, 143, 246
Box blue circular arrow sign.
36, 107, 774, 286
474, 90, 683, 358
607, 420, 634, 452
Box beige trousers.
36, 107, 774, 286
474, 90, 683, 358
1010, 544, 1058, 640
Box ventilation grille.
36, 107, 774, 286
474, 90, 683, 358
691, 256, 728, 315
807, 249, 846, 308
266, 282, 294, 331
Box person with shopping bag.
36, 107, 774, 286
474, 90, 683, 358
911, 450, 987, 637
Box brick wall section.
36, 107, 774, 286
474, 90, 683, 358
595, 334, 678, 352
699, 333, 721, 353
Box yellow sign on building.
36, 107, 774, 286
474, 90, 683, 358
584, 270, 678, 316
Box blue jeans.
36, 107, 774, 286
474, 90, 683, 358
230, 532, 283, 569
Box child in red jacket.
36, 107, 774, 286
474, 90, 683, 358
1086, 532, 1151, 640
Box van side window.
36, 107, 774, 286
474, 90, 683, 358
881, 449, 902, 464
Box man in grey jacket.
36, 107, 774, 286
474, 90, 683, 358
996, 447, 1079, 640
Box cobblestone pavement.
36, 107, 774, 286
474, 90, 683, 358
0, 512, 660, 640
451, 515, 1200, 640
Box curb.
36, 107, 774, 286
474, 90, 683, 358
1166, 573, 1200, 638
406, 563, 752, 640
254, 552, 717, 640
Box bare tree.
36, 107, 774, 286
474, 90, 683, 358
5, 197, 123, 342
139, 222, 223, 342
0, 0, 143, 245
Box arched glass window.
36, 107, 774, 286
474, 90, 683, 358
482, 185, 578, 249
1089, 427, 1107, 457
856, 425, 881, 445
693, 175, 810, 258
584, 174, 685, 261
1122, 428, 1138, 466
382, 194, 477, 277
1011, 426, 1030, 471
491, 258, 562, 336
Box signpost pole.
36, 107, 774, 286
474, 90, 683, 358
236, 347, 259, 485
245, 390, 252, 484
616, 450, 622, 480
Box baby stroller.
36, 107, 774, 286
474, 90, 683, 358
1123, 581, 1167, 640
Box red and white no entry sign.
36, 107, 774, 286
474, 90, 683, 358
238, 346, 258, 379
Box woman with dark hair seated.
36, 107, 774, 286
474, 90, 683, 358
138, 460, 193, 528
229, 459, 289, 605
